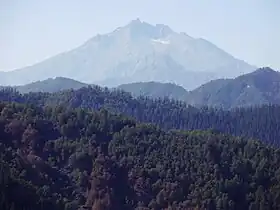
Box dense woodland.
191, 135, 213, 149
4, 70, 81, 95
1, 100, 280, 210
1, 87, 280, 146
2, 86, 280, 209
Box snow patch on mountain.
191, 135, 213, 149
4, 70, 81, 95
151, 39, 170, 45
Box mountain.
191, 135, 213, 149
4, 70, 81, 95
118, 81, 188, 100
0, 19, 255, 90
187, 67, 280, 108
14, 77, 89, 93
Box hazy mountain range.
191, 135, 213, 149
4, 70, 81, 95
0, 19, 255, 90
2, 67, 280, 109
121, 67, 280, 109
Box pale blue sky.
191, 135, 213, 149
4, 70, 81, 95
0, 0, 279, 71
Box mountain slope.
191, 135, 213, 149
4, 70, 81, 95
187, 67, 280, 108
118, 81, 188, 100
0, 19, 255, 90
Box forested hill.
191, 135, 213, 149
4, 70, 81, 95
118, 81, 188, 100
1, 101, 280, 210
1, 87, 280, 146
187, 67, 280, 108
2, 77, 89, 94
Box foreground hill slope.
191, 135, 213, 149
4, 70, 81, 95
1, 101, 280, 209
0, 19, 254, 90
